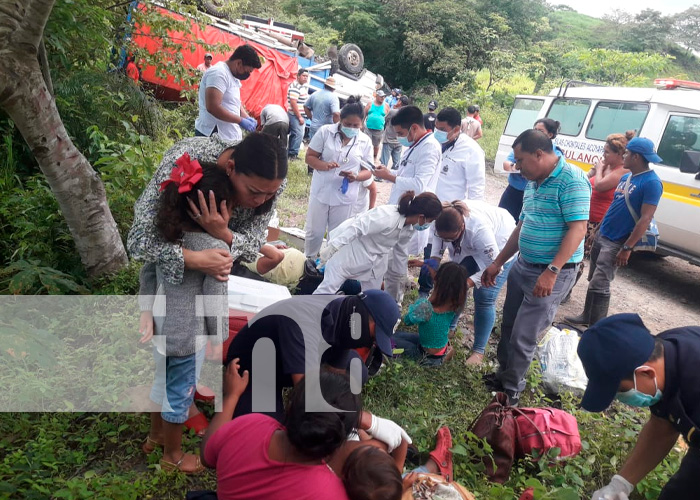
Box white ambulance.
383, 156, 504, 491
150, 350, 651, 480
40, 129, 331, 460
495, 79, 700, 265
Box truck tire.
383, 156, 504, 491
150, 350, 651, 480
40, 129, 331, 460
200, 0, 228, 17
338, 43, 364, 75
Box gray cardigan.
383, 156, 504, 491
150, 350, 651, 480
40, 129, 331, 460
139, 232, 229, 357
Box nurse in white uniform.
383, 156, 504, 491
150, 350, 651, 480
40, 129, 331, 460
433, 107, 486, 203
304, 97, 374, 258
373, 106, 442, 302
313, 191, 443, 295
412, 200, 515, 365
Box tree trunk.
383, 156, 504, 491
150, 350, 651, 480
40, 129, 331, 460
0, 0, 128, 277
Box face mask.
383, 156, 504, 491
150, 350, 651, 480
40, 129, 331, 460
398, 136, 413, 147
413, 217, 430, 231
615, 367, 663, 407
433, 129, 449, 144
341, 126, 359, 138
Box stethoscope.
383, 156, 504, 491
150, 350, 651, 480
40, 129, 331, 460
335, 129, 358, 164
400, 132, 433, 168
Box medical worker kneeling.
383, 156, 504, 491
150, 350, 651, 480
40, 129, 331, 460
314, 191, 443, 295
304, 97, 374, 258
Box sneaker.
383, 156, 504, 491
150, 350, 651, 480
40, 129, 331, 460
504, 389, 520, 407
482, 372, 504, 392
428, 426, 453, 482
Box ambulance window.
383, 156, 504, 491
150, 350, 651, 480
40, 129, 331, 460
546, 99, 590, 136
658, 115, 700, 169
586, 101, 649, 141
504, 98, 544, 136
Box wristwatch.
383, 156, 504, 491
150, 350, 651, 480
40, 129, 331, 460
622, 245, 633, 251
546, 264, 560, 275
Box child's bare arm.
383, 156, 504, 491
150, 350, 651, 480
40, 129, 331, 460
367, 181, 378, 209
255, 244, 285, 275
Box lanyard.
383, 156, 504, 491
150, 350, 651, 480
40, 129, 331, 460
400, 131, 432, 167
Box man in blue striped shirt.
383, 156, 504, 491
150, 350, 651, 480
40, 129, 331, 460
481, 129, 590, 406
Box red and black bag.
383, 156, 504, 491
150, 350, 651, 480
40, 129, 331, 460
512, 407, 581, 461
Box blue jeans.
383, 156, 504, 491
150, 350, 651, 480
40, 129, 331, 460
381, 142, 402, 168
451, 258, 515, 354
150, 347, 205, 424
393, 331, 445, 367
287, 112, 304, 157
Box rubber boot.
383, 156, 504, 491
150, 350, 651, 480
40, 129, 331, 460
564, 290, 593, 326
588, 293, 610, 326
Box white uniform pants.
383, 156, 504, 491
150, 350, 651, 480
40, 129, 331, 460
384, 230, 413, 305
314, 244, 381, 294
304, 200, 353, 258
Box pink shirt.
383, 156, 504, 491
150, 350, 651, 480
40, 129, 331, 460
204, 413, 350, 500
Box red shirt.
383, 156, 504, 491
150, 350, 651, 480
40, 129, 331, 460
589, 176, 616, 223
204, 413, 350, 500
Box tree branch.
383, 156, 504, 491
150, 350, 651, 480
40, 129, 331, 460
37, 37, 53, 96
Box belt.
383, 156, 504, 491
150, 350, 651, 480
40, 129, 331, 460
520, 258, 578, 270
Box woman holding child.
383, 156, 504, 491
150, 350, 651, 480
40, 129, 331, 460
130, 133, 287, 474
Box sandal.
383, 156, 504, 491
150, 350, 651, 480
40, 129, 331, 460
142, 436, 163, 455
160, 452, 204, 475
184, 411, 209, 437
465, 352, 484, 366
195, 385, 215, 403
428, 426, 453, 482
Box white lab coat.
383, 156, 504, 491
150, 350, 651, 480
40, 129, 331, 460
387, 133, 442, 204
435, 134, 486, 203
428, 200, 516, 287
352, 177, 374, 216
387, 132, 442, 282
314, 205, 414, 294
305, 124, 373, 257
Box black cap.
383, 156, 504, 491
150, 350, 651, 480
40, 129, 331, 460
577, 313, 655, 412
428, 100, 438, 110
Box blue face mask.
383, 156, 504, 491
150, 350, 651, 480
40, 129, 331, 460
341, 126, 359, 138
615, 367, 663, 407
398, 136, 413, 148
413, 218, 431, 231
433, 129, 449, 144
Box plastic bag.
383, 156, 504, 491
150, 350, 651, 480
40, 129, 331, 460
536, 325, 588, 395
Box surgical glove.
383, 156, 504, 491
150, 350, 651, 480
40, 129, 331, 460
367, 414, 412, 453
240, 117, 257, 132
318, 244, 338, 267
591, 475, 633, 500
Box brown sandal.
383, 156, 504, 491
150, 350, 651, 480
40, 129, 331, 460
142, 436, 163, 454
160, 452, 204, 475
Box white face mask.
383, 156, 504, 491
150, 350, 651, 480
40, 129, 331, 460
341, 126, 359, 138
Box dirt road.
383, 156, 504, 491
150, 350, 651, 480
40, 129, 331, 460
374, 166, 700, 333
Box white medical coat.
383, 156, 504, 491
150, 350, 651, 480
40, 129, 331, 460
429, 200, 515, 287
435, 134, 486, 202
388, 133, 442, 205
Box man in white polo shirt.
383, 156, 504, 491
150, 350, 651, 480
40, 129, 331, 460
195, 44, 261, 141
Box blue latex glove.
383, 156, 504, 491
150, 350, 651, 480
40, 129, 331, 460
240, 117, 257, 132
340, 177, 349, 194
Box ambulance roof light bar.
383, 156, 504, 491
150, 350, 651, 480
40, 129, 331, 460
654, 78, 700, 90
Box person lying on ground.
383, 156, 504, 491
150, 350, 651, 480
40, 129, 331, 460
241, 242, 306, 287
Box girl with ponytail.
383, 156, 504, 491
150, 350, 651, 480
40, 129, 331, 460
314, 191, 443, 294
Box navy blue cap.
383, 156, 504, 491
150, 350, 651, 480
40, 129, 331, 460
626, 137, 662, 163
577, 313, 655, 412
361, 290, 400, 356
428, 100, 438, 110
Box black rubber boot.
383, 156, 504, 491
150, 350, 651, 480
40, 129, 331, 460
588, 293, 610, 326
564, 290, 593, 326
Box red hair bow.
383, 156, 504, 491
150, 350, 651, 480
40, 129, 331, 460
159, 152, 204, 193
